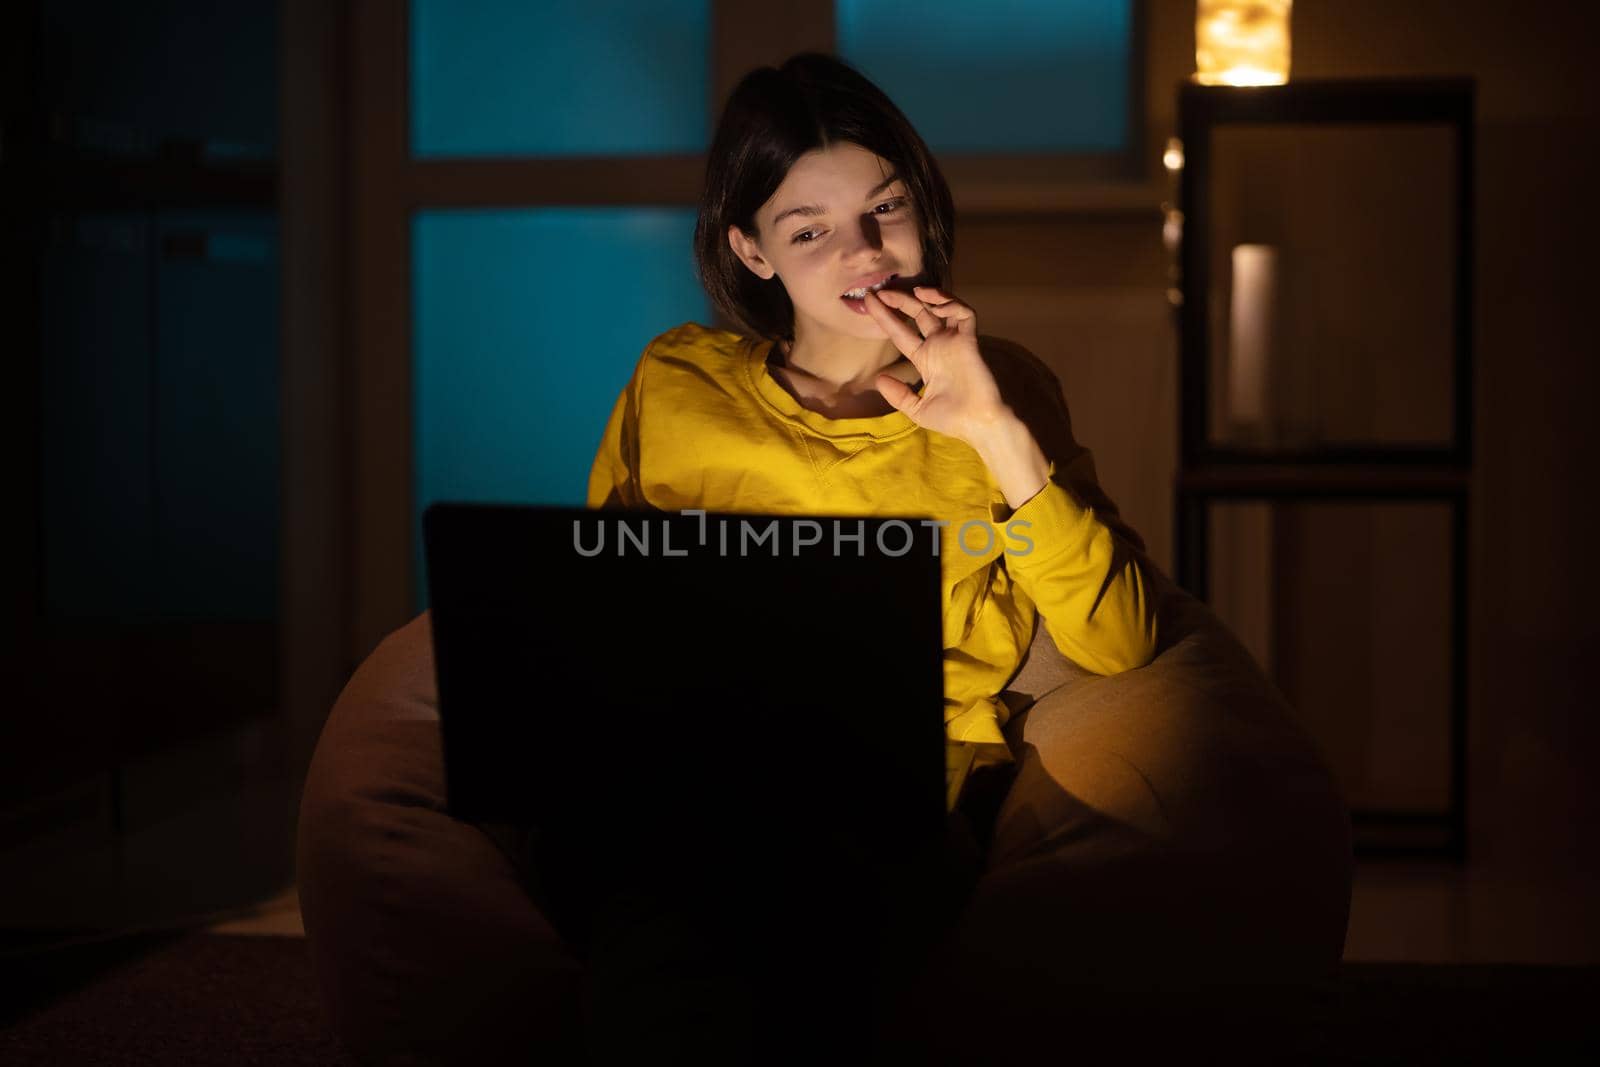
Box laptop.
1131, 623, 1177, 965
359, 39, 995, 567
422, 501, 978, 957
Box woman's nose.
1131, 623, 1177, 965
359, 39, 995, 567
842, 213, 885, 254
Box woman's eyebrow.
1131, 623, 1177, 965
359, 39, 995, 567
771, 172, 902, 227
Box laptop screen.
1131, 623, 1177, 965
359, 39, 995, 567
423, 502, 948, 891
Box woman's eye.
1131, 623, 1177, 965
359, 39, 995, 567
790, 199, 907, 244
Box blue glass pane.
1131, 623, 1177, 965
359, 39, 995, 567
411, 0, 711, 158
836, 0, 1131, 153
39, 215, 157, 619
413, 207, 710, 609
39, 0, 277, 160
39, 212, 279, 622
153, 212, 280, 620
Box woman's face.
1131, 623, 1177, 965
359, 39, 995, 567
729, 142, 926, 343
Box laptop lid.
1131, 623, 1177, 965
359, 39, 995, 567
422, 502, 947, 900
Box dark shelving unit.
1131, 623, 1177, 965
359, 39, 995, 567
1170, 78, 1477, 862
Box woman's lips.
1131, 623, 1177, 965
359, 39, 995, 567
840, 270, 897, 298
840, 273, 910, 313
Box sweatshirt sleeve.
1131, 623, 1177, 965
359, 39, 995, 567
586, 354, 648, 510
984, 338, 1160, 676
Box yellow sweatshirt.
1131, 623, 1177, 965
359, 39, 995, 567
586, 322, 1159, 761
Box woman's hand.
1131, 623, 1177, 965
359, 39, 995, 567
868, 284, 1052, 510
865, 285, 1011, 446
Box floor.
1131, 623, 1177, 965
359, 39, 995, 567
207, 862, 1600, 966
204, 885, 304, 937
1342, 776, 1600, 965
1344, 861, 1600, 965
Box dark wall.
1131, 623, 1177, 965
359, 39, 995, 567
3, 0, 289, 935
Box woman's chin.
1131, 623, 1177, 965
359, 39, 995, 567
805, 302, 897, 341
837, 310, 891, 339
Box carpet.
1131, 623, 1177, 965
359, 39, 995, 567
2, 931, 1598, 1064
2, 932, 354, 1065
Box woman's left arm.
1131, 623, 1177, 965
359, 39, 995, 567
976, 418, 1161, 676
868, 285, 1160, 675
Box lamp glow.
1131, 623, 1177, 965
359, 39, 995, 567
1195, 0, 1292, 86
1163, 137, 1185, 172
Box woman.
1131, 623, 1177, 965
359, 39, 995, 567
572, 52, 1163, 1063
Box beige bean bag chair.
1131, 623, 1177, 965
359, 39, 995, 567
296, 566, 1352, 1064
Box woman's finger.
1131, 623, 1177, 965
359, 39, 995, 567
913, 288, 976, 331
913, 286, 974, 319
863, 288, 929, 359
874, 288, 943, 339
920, 301, 973, 320
874, 372, 922, 414
911, 285, 963, 306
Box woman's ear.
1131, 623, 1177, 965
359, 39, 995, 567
727, 225, 776, 281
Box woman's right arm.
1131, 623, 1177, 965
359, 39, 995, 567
587, 359, 647, 510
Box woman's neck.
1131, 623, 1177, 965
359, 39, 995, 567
768, 333, 921, 419
777, 333, 908, 391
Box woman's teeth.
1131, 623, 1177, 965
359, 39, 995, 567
843, 280, 891, 299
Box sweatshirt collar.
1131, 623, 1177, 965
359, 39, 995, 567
744, 337, 922, 441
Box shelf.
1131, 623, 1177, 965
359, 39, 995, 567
952, 177, 1166, 217
9, 156, 276, 210
1173, 77, 1478, 866
1179, 77, 1476, 126
1178, 464, 1470, 497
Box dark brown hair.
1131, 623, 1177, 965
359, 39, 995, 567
693, 52, 957, 344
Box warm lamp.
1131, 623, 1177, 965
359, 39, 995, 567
1194, 0, 1292, 86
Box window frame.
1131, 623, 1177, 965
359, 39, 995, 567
343, 0, 1149, 659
